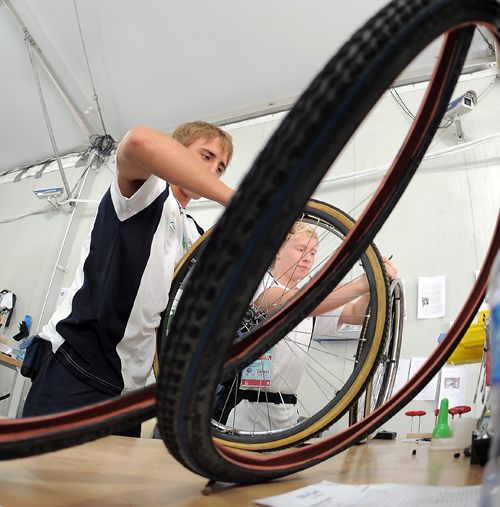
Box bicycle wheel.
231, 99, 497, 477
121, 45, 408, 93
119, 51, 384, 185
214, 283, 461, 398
156, 200, 389, 450
350, 278, 405, 425
157, 0, 499, 484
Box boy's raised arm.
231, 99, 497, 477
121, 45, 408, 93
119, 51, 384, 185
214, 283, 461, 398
116, 126, 234, 205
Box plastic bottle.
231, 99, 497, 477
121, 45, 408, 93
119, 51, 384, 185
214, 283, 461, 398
480, 250, 500, 506
432, 398, 450, 438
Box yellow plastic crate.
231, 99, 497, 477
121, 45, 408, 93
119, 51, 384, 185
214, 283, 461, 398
446, 310, 488, 365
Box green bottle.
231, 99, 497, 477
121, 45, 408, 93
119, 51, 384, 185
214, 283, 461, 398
432, 398, 451, 438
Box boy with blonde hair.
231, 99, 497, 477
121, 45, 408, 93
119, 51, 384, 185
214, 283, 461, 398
23, 122, 234, 437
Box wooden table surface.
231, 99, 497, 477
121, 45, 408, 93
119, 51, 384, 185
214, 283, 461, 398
0, 436, 484, 506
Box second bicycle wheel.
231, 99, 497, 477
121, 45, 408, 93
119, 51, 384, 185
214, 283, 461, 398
156, 200, 389, 451
349, 278, 405, 426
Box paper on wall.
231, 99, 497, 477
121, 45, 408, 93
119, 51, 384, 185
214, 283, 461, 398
438, 365, 467, 407
409, 357, 439, 401
417, 276, 445, 319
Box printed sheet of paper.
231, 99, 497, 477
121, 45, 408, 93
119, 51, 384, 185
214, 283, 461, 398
417, 276, 445, 319
409, 357, 438, 401
438, 365, 467, 407
392, 358, 411, 395
401, 278, 408, 321
56, 287, 70, 310
254, 481, 481, 507
0, 291, 13, 309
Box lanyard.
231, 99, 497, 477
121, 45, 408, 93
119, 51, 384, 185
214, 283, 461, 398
175, 198, 187, 253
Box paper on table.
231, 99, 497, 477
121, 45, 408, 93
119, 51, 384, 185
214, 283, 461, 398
417, 276, 445, 319
254, 481, 481, 507
0, 341, 12, 355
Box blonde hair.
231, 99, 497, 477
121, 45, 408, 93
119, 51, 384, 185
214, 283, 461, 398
172, 121, 234, 167
271, 221, 318, 269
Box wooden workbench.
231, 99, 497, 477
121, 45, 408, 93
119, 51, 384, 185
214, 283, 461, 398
0, 436, 484, 506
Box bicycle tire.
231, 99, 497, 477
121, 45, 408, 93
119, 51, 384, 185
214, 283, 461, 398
383, 279, 405, 404
157, 0, 498, 483
153, 231, 210, 380
350, 278, 405, 425
155, 200, 389, 450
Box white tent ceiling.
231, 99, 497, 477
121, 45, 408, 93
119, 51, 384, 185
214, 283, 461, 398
1, 0, 497, 175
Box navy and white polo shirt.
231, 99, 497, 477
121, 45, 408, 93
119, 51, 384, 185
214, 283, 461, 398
40, 170, 202, 395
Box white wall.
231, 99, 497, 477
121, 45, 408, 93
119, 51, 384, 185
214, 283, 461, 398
0, 68, 499, 439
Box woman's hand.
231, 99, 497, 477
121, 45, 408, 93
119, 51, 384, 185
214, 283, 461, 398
383, 256, 398, 281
